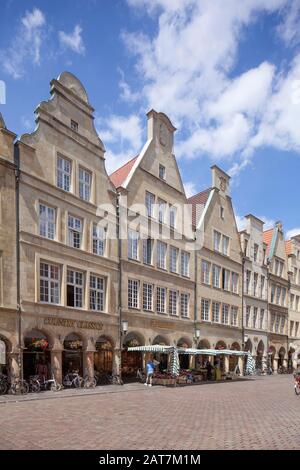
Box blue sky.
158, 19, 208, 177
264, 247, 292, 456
1, 0, 300, 237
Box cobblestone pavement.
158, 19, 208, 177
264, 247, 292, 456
0, 375, 299, 450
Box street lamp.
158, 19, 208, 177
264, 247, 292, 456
121, 320, 128, 335
194, 328, 201, 340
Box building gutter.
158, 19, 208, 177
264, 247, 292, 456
14, 143, 22, 382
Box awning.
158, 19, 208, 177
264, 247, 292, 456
127, 345, 174, 353
177, 348, 248, 356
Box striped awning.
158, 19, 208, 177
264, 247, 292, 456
178, 348, 217, 356
245, 353, 255, 374
127, 345, 174, 353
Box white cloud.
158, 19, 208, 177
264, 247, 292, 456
184, 181, 197, 198
0, 8, 46, 79
286, 227, 300, 239
59, 25, 85, 55
277, 0, 300, 46
122, 0, 300, 179
96, 114, 144, 174
235, 213, 275, 232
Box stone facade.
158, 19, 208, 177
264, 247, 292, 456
240, 215, 268, 367
286, 235, 300, 367
0, 71, 299, 382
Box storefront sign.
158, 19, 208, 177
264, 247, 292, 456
44, 317, 103, 330
151, 320, 175, 330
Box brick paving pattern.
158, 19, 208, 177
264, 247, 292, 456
0, 375, 299, 450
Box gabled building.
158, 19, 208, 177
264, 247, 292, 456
12, 72, 119, 382
239, 215, 268, 368
263, 222, 290, 371
110, 110, 196, 375
285, 234, 300, 368
0, 113, 18, 376
189, 166, 243, 373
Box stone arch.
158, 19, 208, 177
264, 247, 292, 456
152, 335, 169, 346
123, 331, 145, 348
177, 337, 192, 348
62, 332, 84, 376
198, 339, 210, 349
23, 329, 52, 380
94, 335, 114, 376
245, 338, 253, 353
278, 346, 286, 368
229, 342, 241, 372
231, 342, 241, 351
23, 328, 53, 349
215, 340, 227, 350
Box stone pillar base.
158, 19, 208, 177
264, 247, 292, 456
51, 350, 62, 384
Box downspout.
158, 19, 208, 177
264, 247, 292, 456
116, 191, 123, 377
241, 255, 245, 350
14, 143, 22, 382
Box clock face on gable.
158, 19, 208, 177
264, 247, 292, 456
159, 122, 168, 147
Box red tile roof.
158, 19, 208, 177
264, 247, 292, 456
109, 156, 138, 188
285, 240, 292, 256
263, 228, 273, 256
187, 188, 211, 228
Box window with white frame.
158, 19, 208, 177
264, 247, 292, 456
57, 155, 71, 192
68, 215, 82, 249
143, 283, 153, 311
212, 265, 221, 288
93, 223, 105, 256
270, 314, 275, 331
170, 246, 179, 273
90, 275, 105, 311
40, 262, 60, 304
212, 302, 220, 323
295, 322, 299, 336
231, 306, 238, 326
291, 294, 295, 310
246, 306, 251, 327
275, 286, 281, 305
213, 230, 221, 252
143, 238, 153, 265
158, 199, 166, 224
128, 279, 139, 309
157, 241, 167, 269
222, 235, 229, 256
181, 293, 189, 318
71, 119, 78, 132
222, 269, 230, 291
246, 270, 251, 294
253, 243, 259, 262
259, 309, 264, 329
280, 315, 285, 333
271, 284, 275, 303
222, 304, 229, 324
159, 164, 166, 180
67, 269, 84, 308
201, 299, 210, 321
169, 290, 178, 315
296, 296, 300, 311
39, 204, 56, 240
253, 307, 258, 328
202, 260, 211, 285
157, 287, 166, 314
232, 272, 239, 294
261, 276, 265, 298
145, 191, 155, 218
128, 230, 139, 260
181, 251, 190, 277
290, 321, 294, 337
253, 273, 258, 296
281, 287, 286, 306
79, 168, 91, 201
275, 315, 280, 333
169, 206, 177, 229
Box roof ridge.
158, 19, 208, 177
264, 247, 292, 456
109, 155, 138, 177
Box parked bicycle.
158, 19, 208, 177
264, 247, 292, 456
63, 371, 83, 388
136, 368, 146, 382
29, 373, 61, 392
10, 375, 29, 395
0, 373, 9, 395
83, 375, 97, 389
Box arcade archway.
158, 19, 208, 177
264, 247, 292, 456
62, 333, 83, 376
23, 329, 50, 380
122, 332, 144, 380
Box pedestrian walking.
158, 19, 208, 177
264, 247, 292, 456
144, 358, 155, 387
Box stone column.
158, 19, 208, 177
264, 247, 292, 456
224, 356, 230, 373
238, 357, 244, 376
83, 351, 95, 379
273, 356, 278, 373
113, 348, 121, 375
51, 350, 62, 384
8, 352, 20, 380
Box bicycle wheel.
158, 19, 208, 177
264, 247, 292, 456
295, 383, 300, 395
0, 381, 7, 395
51, 383, 62, 392
30, 380, 40, 393
20, 380, 29, 394
74, 376, 83, 388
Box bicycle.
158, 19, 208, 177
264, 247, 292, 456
136, 368, 146, 383
0, 373, 9, 395
10, 376, 29, 395
107, 373, 123, 385
83, 375, 97, 389
63, 372, 83, 388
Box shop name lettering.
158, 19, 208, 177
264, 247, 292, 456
99, 454, 201, 466
44, 317, 103, 330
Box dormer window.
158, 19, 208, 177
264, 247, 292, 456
71, 120, 78, 132
159, 164, 166, 181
